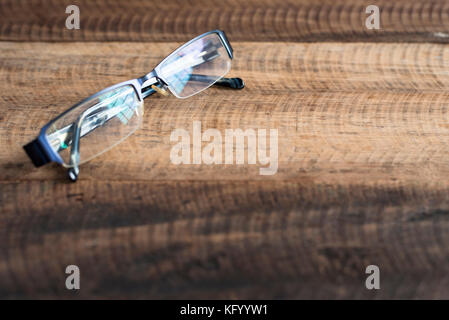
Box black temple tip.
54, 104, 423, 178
230, 77, 245, 89
215, 77, 245, 89
23, 139, 50, 167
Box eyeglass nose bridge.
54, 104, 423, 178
139, 71, 169, 98
139, 71, 162, 89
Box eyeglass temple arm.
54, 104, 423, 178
67, 98, 123, 181
191, 75, 244, 90
141, 76, 244, 99
67, 108, 95, 181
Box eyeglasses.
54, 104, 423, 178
23, 30, 244, 181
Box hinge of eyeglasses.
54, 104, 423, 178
151, 85, 169, 96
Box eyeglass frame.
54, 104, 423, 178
23, 29, 244, 181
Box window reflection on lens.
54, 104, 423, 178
45, 85, 143, 167
157, 33, 232, 98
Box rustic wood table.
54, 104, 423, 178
1, 0, 449, 299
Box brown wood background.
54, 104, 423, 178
1, 0, 449, 299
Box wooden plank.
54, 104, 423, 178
1, 40, 449, 298
1, 0, 449, 42
2, 42, 449, 183
1, 180, 449, 298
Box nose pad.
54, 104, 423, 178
151, 84, 170, 96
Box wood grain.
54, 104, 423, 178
2, 180, 449, 299
1, 0, 449, 299
2, 42, 449, 183
1, 0, 449, 43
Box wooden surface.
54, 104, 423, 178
1, 0, 449, 299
